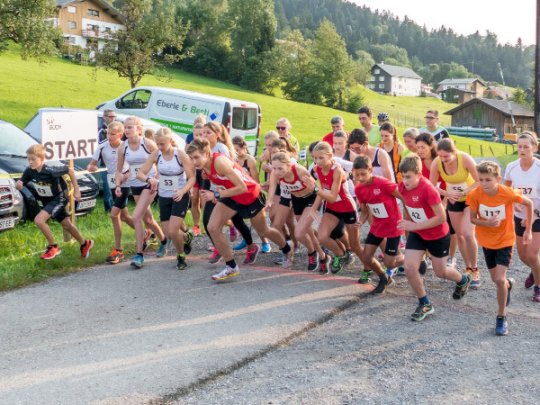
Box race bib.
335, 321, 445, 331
323, 187, 342, 201
35, 184, 53, 197
159, 175, 179, 191
107, 173, 117, 189
479, 203, 506, 221
129, 164, 142, 179
448, 182, 467, 193
280, 187, 291, 199
514, 186, 537, 198
367, 202, 389, 219
406, 206, 428, 223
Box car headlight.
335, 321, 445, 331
7, 178, 23, 204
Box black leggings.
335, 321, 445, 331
203, 201, 253, 246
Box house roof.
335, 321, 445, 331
444, 98, 534, 117
438, 78, 486, 86
374, 63, 422, 80
56, 0, 124, 22
440, 88, 476, 94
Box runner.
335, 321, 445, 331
348, 128, 394, 182
187, 139, 292, 281
267, 151, 327, 271
419, 109, 450, 142
353, 155, 404, 289
16, 144, 94, 260
379, 122, 404, 182
136, 127, 195, 270
467, 161, 533, 335
503, 132, 540, 302
398, 154, 472, 322
322, 116, 345, 147
430, 139, 479, 286
402, 127, 419, 156
190, 121, 206, 237
115, 116, 165, 269
87, 121, 134, 264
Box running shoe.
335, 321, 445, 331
452, 274, 472, 300
261, 242, 272, 253
447, 256, 457, 269
330, 255, 343, 274
229, 226, 238, 242
385, 267, 396, 278
192, 225, 201, 237
156, 241, 168, 258
106, 248, 125, 264
80, 240, 94, 259
142, 229, 152, 251
495, 316, 508, 336
184, 229, 194, 255
533, 286, 540, 303
41, 245, 61, 260
342, 250, 355, 266
307, 251, 319, 271
506, 278, 514, 306
395, 266, 405, 276
411, 303, 434, 322
208, 247, 222, 264
525, 272, 535, 289
274, 253, 284, 265
233, 239, 247, 251
319, 254, 330, 274
176, 254, 187, 270
372, 276, 391, 294
212, 265, 240, 281
467, 267, 481, 289
244, 244, 260, 265
358, 270, 371, 284
419, 260, 428, 276
282, 251, 293, 269
131, 253, 144, 269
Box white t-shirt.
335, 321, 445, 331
504, 158, 540, 219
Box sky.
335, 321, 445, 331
352, 0, 536, 46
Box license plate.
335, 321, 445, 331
0, 217, 16, 230
77, 199, 96, 210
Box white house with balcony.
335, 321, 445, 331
367, 63, 422, 96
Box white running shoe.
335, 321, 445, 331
447, 256, 457, 269
211, 265, 240, 281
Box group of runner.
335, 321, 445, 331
18, 107, 540, 336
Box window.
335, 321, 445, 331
379, 76, 384, 81
370, 76, 375, 82
374, 69, 380, 74
68, 6, 76, 13
68, 21, 77, 29
116, 90, 152, 110
232, 108, 257, 130
88, 9, 100, 17
87, 24, 98, 31
65, 36, 76, 45
378, 84, 384, 89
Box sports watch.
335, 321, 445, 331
214, 191, 221, 199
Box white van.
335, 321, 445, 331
97, 86, 261, 155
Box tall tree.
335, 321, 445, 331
0, 0, 60, 59
97, 0, 188, 88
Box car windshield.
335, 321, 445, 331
0, 122, 37, 157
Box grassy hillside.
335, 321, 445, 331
0, 45, 510, 160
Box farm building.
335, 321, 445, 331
444, 98, 534, 137
437, 78, 486, 99
53, 0, 125, 50
367, 63, 422, 96
440, 87, 476, 104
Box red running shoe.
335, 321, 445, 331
41, 245, 61, 260
80, 240, 94, 259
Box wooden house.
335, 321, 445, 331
437, 78, 486, 100
440, 88, 476, 104
367, 63, 422, 96
444, 98, 534, 137
54, 0, 124, 50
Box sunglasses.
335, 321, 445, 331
276, 126, 287, 130
425, 116, 436, 120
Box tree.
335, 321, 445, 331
0, 0, 60, 59
97, 0, 188, 88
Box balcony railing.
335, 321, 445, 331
82, 30, 113, 39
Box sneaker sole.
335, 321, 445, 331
41, 251, 61, 260
212, 272, 239, 281
81, 240, 94, 259
411, 307, 434, 322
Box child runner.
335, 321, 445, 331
16, 144, 94, 260
398, 154, 472, 322
137, 127, 196, 270
467, 161, 533, 335
353, 155, 404, 289
187, 139, 292, 281
504, 132, 540, 301
115, 116, 166, 269
379, 122, 404, 182
430, 139, 480, 287
87, 121, 134, 264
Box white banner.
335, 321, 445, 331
41, 111, 98, 161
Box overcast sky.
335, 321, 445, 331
352, 0, 536, 46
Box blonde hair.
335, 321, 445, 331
186, 138, 212, 156
399, 154, 422, 174
476, 161, 501, 177
204, 122, 236, 160
276, 117, 292, 129
124, 116, 143, 135
193, 113, 206, 126
313, 141, 333, 156
271, 138, 296, 154
518, 131, 538, 147
26, 144, 45, 159
155, 127, 177, 147
144, 128, 155, 141
271, 151, 292, 164
107, 121, 124, 133
403, 127, 419, 140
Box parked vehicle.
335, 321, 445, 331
0, 169, 24, 232
0, 120, 99, 223
96, 86, 261, 155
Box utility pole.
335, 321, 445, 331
536, 0, 540, 134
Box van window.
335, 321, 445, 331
232, 108, 257, 131
116, 90, 152, 110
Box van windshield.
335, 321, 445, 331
0, 122, 37, 157
116, 89, 152, 109
232, 108, 257, 131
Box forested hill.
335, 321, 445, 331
273, 0, 533, 88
